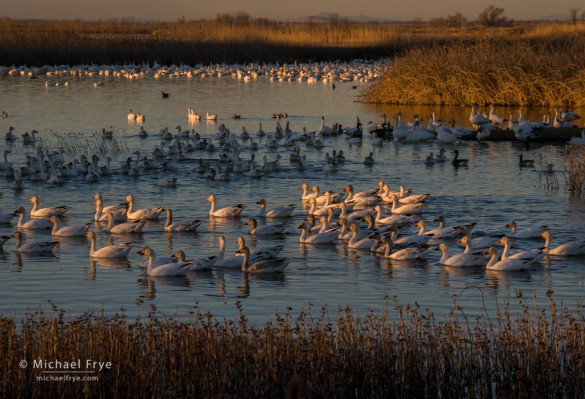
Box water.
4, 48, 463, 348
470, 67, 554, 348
1, 71, 585, 324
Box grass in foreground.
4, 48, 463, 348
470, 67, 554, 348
1, 294, 585, 398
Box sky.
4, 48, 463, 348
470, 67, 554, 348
0, 0, 576, 22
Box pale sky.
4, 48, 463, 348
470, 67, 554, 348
0, 0, 576, 21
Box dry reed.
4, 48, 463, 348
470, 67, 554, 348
1, 295, 585, 398
563, 144, 585, 193
363, 35, 585, 107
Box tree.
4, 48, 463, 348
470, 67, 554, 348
569, 7, 581, 25
447, 12, 467, 28
477, 5, 507, 27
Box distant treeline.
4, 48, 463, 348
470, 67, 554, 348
0, 16, 582, 66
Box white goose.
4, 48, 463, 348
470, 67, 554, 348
124, 195, 164, 220
86, 231, 132, 258
246, 218, 286, 235
12, 231, 58, 254
373, 205, 414, 226
256, 198, 295, 218
29, 196, 69, 218
392, 222, 431, 246
422, 217, 462, 239
436, 242, 487, 267
105, 212, 146, 234
469, 104, 490, 126
298, 221, 337, 244
382, 236, 433, 261
236, 247, 289, 273
206, 195, 245, 217
93, 194, 127, 222
486, 246, 543, 271
138, 247, 191, 277
348, 225, 376, 250
388, 194, 424, 215
497, 236, 544, 260
174, 250, 215, 272
206, 112, 217, 121
15, 207, 52, 230
50, 216, 91, 237
538, 231, 585, 256
343, 184, 379, 205
215, 236, 284, 268
164, 209, 202, 232
505, 221, 546, 239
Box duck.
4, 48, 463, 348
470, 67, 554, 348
124, 195, 164, 220
15, 207, 52, 230
11, 231, 58, 254
538, 231, 585, 256
206, 195, 245, 217
436, 242, 488, 267
505, 221, 546, 239
485, 246, 543, 271
363, 152, 375, 165
164, 209, 202, 232
381, 236, 433, 261
105, 212, 146, 234
138, 247, 191, 277
49, 216, 91, 237
435, 148, 448, 163
451, 150, 468, 167
256, 198, 295, 218
298, 221, 337, 244
246, 218, 286, 235
28, 196, 69, 218
161, 91, 169, 98
236, 246, 290, 273
518, 154, 534, 167
86, 231, 132, 258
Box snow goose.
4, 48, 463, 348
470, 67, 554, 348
157, 170, 177, 187
469, 104, 490, 126
505, 221, 546, 239
28, 196, 69, 218
176, 250, 215, 272
485, 246, 542, 271
86, 231, 132, 258
206, 195, 245, 217
124, 195, 164, 220
0, 150, 12, 170
236, 247, 290, 273
164, 209, 202, 232
388, 194, 424, 215
93, 194, 127, 222
246, 218, 286, 235
215, 236, 281, 268
436, 242, 488, 267
128, 109, 137, 120
319, 116, 333, 136
382, 236, 433, 261
298, 221, 337, 244
518, 154, 534, 167
423, 216, 464, 239
12, 231, 58, 254
105, 212, 146, 234
496, 236, 544, 260
348, 224, 376, 249
538, 231, 585, 256
15, 207, 52, 230
256, 199, 295, 218
373, 205, 414, 226
138, 247, 190, 277
50, 216, 91, 237
435, 148, 447, 163
0, 209, 16, 224
206, 112, 217, 121
488, 104, 506, 126
392, 222, 431, 246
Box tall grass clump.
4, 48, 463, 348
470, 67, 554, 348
563, 143, 585, 193
364, 35, 585, 107
2, 295, 585, 398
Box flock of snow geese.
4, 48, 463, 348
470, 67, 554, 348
1, 175, 585, 277
2, 60, 384, 85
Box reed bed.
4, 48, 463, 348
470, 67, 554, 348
1, 295, 585, 398
1, 18, 584, 67
563, 144, 585, 193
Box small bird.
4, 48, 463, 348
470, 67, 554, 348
1, 111, 7, 119
161, 91, 169, 98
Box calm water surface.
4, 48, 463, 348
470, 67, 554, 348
0, 72, 584, 323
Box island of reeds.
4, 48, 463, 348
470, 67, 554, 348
1, 295, 585, 398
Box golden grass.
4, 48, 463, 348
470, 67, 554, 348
2, 295, 585, 398
563, 144, 585, 193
